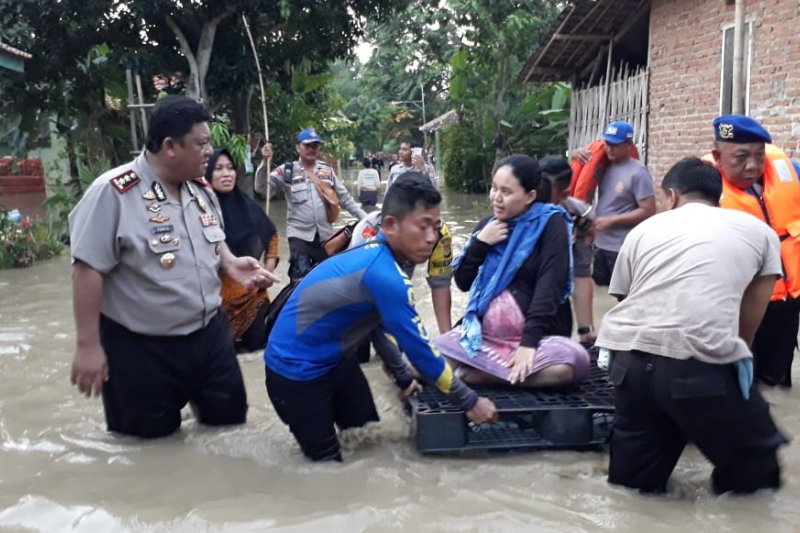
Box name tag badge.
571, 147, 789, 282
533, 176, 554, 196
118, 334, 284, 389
151, 224, 174, 235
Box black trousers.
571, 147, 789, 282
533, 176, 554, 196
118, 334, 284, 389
235, 301, 270, 353
592, 247, 618, 287
752, 298, 800, 387
288, 235, 328, 281
265, 357, 380, 461
99, 313, 248, 439
608, 350, 787, 494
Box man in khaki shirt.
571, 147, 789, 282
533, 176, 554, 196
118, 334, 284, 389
255, 129, 366, 280
596, 157, 786, 495
69, 96, 278, 438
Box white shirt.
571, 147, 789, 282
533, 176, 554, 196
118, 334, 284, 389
596, 202, 781, 364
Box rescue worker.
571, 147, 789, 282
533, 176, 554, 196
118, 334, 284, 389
265, 173, 497, 462
596, 157, 787, 494
69, 96, 278, 438
255, 129, 367, 281
569, 122, 654, 346
706, 115, 800, 387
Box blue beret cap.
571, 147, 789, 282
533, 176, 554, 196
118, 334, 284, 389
713, 115, 772, 143
296, 128, 323, 144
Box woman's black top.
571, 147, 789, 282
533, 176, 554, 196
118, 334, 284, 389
454, 214, 572, 348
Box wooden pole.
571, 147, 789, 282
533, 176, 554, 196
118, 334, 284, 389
732, 0, 746, 114
125, 68, 139, 154
241, 13, 272, 214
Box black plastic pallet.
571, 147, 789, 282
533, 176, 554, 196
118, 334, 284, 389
409, 365, 615, 453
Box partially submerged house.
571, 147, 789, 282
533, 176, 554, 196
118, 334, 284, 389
521, 0, 800, 183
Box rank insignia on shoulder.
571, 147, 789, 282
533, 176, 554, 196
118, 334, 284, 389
109, 170, 140, 193
153, 182, 167, 202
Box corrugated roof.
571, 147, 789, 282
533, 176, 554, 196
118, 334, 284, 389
0, 42, 32, 60
520, 0, 649, 84
419, 109, 458, 133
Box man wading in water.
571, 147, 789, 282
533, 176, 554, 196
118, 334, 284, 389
264, 173, 497, 461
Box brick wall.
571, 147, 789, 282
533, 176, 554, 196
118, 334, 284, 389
647, 0, 800, 185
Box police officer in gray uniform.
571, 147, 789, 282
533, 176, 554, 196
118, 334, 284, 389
69, 96, 279, 439
255, 129, 366, 280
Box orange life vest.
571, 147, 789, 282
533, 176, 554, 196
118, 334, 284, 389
569, 139, 640, 202
704, 145, 800, 300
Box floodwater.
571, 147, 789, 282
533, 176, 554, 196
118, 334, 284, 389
0, 180, 799, 532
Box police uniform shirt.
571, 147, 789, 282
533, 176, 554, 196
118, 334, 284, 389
254, 160, 366, 242
69, 153, 226, 336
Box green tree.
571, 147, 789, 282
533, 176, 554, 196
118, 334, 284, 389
0, 0, 140, 186
446, 0, 563, 191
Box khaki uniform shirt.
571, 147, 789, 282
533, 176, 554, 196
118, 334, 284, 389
254, 160, 366, 241
69, 153, 226, 336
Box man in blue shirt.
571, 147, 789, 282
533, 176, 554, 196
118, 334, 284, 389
265, 173, 498, 461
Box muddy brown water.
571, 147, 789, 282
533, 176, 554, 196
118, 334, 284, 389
0, 183, 798, 532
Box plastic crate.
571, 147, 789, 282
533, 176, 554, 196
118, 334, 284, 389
409, 365, 614, 453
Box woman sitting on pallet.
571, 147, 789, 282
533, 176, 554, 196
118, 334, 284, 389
434, 154, 590, 387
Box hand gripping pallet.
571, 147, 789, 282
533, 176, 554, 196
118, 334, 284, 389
408, 364, 614, 453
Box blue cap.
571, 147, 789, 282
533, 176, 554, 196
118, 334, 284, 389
713, 115, 772, 144
602, 121, 634, 144
296, 128, 323, 144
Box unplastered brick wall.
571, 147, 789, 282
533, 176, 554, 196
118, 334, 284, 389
647, 0, 800, 186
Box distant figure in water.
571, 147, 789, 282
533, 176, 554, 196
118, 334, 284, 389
356, 157, 380, 209
434, 154, 590, 387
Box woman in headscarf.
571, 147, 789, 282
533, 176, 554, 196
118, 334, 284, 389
434, 154, 590, 387
208, 148, 279, 352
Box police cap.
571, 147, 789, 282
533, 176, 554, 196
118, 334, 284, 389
713, 115, 772, 144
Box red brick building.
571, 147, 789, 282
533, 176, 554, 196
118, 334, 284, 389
521, 0, 800, 184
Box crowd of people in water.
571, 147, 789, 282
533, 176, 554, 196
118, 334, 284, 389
68, 95, 794, 496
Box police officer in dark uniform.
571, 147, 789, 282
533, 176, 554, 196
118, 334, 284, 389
69, 96, 278, 439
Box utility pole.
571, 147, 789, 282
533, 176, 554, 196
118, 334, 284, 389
732, 0, 746, 114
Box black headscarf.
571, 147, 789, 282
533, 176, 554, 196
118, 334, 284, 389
206, 148, 277, 259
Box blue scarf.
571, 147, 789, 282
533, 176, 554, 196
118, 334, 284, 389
454, 202, 573, 356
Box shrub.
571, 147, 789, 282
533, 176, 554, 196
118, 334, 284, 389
441, 125, 494, 193
0, 210, 64, 268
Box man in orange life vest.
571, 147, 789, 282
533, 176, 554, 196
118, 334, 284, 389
708, 115, 800, 387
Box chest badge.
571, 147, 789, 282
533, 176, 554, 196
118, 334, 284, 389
147, 203, 162, 213
142, 190, 156, 201
160, 252, 176, 270
149, 213, 171, 223
196, 194, 208, 213
614, 181, 624, 193
200, 214, 218, 227
153, 182, 167, 202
